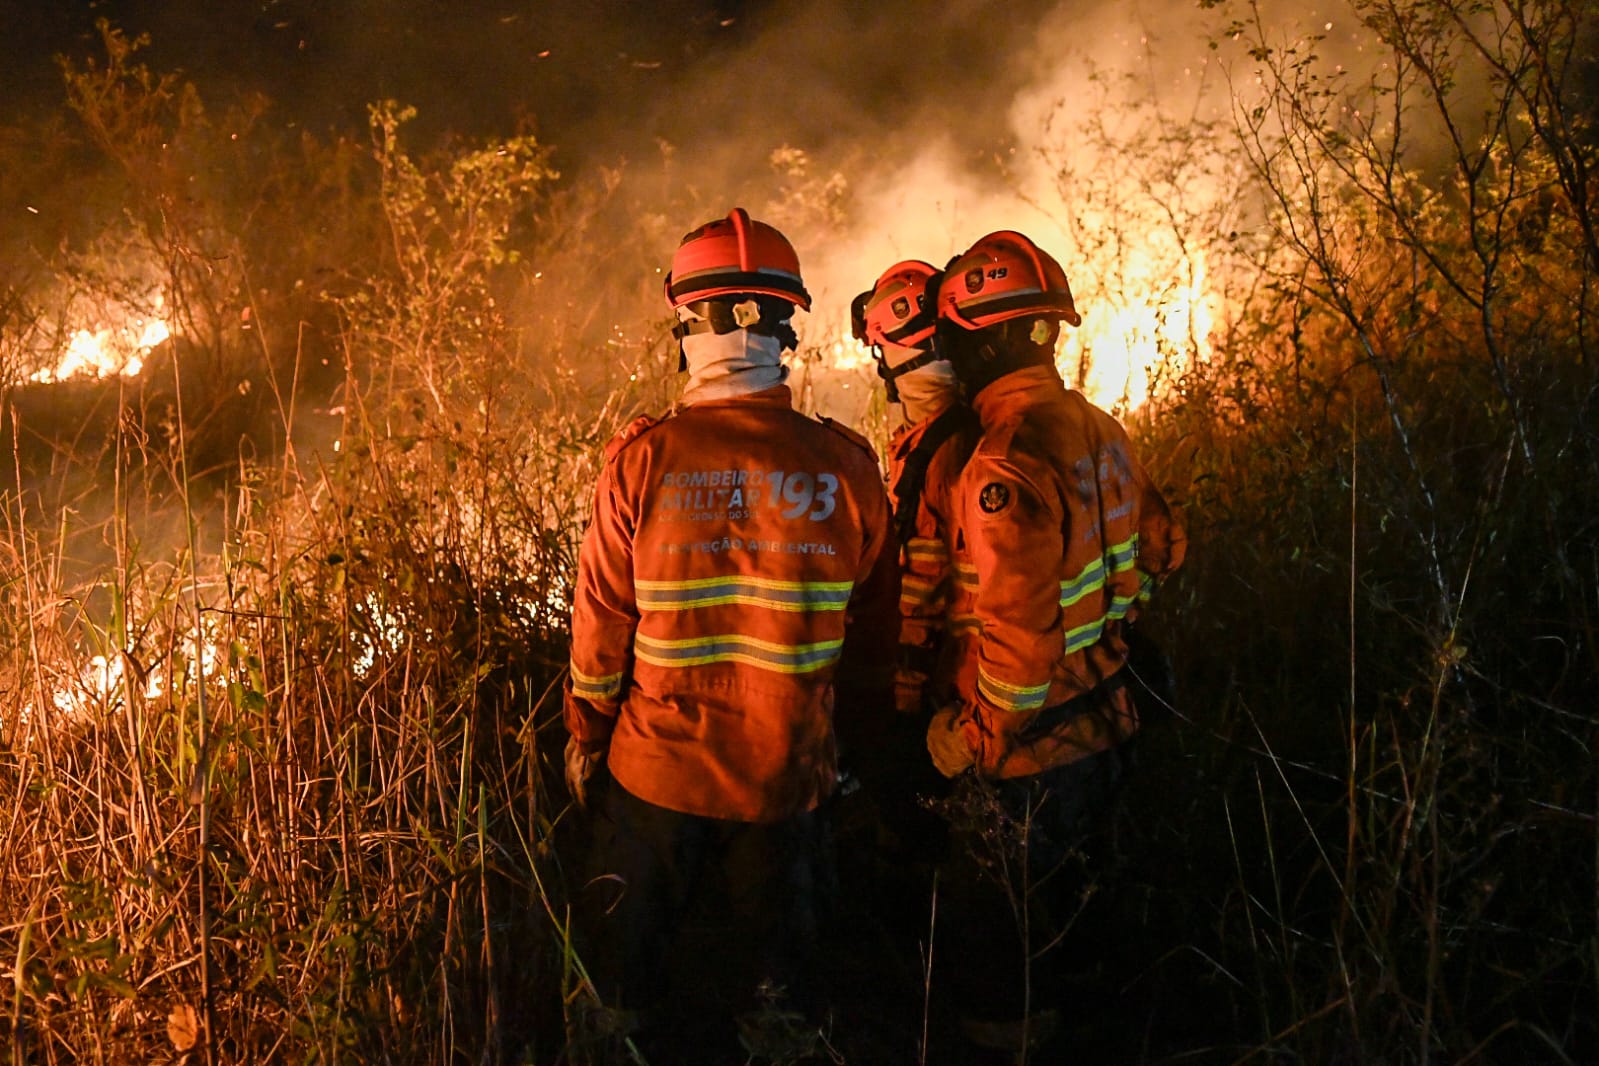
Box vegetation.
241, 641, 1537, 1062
1, 3, 1595, 1062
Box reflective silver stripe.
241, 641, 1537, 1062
1060, 534, 1139, 607
1105, 533, 1139, 572
635, 575, 852, 612
1062, 577, 1148, 655
977, 666, 1051, 713
1059, 558, 1106, 608
1064, 616, 1107, 656
634, 632, 843, 674
959, 535, 1141, 608
570, 664, 623, 700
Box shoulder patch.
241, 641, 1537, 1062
815, 415, 879, 461
603, 413, 665, 461
978, 482, 1012, 514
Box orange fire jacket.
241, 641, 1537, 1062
563, 385, 899, 822
949, 365, 1186, 778
886, 405, 978, 714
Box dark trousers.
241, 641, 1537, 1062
934, 744, 1129, 1029
582, 779, 823, 1023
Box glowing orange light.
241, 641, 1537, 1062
30, 296, 170, 383
1064, 250, 1214, 412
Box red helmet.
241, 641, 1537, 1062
663, 208, 811, 312
936, 230, 1081, 330
851, 260, 941, 350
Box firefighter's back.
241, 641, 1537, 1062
605, 388, 893, 822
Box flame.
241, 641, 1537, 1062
31, 297, 170, 384
829, 334, 874, 372
9, 623, 208, 734
1065, 250, 1214, 412
352, 592, 410, 677
44, 654, 162, 723
807, 251, 1214, 416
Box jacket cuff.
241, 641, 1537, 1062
562, 687, 617, 754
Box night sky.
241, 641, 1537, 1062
2, 0, 1066, 170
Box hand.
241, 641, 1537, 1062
565, 736, 605, 808
926, 706, 974, 778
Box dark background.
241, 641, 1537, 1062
2, 0, 1068, 168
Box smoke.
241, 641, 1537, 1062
9, 0, 1561, 412
508, 0, 1225, 348
479, 0, 1385, 414
657, 0, 1245, 409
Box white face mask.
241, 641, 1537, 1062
679, 328, 790, 405
893, 360, 961, 424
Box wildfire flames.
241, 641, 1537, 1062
1067, 251, 1214, 411
30, 298, 170, 384
9, 626, 210, 736
829, 251, 1215, 414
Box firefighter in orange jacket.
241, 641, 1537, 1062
846, 262, 978, 878
852, 261, 979, 718
562, 208, 899, 1047
924, 229, 1186, 1054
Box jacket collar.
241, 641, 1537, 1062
889, 398, 959, 459
678, 383, 794, 411
970, 364, 1066, 425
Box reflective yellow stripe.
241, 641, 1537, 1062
978, 666, 1051, 713
635, 575, 852, 612
1105, 533, 1139, 572
1062, 575, 1150, 655
949, 614, 982, 636
956, 537, 1150, 668
1059, 558, 1106, 608
634, 632, 843, 674
1060, 534, 1138, 607
899, 573, 943, 608
570, 664, 623, 700
1063, 617, 1106, 656
904, 537, 950, 565
958, 535, 1141, 608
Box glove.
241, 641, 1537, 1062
564, 736, 605, 808
926, 706, 974, 778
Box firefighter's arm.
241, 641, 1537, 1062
956, 450, 1066, 770
562, 460, 638, 759
1136, 467, 1188, 582
894, 524, 955, 713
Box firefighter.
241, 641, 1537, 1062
562, 208, 899, 1058
923, 229, 1187, 1058
845, 262, 979, 873
851, 260, 979, 718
